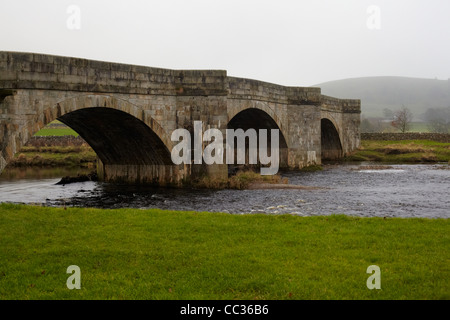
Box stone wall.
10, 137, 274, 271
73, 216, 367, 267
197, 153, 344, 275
361, 132, 450, 143
26, 136, 87, 147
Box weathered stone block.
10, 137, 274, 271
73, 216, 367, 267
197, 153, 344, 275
0, 70, 17, 81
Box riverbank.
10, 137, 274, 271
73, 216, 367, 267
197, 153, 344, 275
344, 140, 450, 163
6, 136, 96, 168
0, 203, 447, 300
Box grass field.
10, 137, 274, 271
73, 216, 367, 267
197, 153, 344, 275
0, 204, 448, 300
33, 121, 79, 137
33, 127, 79, 137
344, 140, 450, 163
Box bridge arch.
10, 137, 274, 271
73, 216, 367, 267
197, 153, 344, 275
40, 94, 173, 152
227, 107, 289, 170
227, 102, 287, 139
35, 95, 174, 168
321, 117, 343, 160
58, 107, 172, 166
2, 94, 179, 184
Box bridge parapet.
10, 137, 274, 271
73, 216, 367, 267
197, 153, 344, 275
320, 95, 361, 113
0, 51, 227, 96
227, 76, 321, 105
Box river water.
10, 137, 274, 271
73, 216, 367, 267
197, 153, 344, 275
0, 163, 449, 218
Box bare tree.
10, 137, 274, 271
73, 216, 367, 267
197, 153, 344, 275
391, 106, 413, 133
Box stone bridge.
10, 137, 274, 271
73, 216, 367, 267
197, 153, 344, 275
0, 51, 360, 185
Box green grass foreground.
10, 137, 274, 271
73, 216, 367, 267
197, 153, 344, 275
0, 204, 448, 300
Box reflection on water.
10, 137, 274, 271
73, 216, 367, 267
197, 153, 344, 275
0, 166, 92, 181
0, 163, 449, 218
0, 166, 94, 204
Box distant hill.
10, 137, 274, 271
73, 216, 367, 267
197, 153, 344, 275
314, 76, 450, 119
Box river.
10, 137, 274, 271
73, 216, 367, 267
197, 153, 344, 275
0, 163, 449, 218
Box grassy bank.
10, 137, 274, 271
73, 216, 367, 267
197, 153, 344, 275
344, 140, 450, 163
0, 204, 448, 300
7, 145, 97, 168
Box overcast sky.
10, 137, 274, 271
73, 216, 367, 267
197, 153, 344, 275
1, 0, 449, 86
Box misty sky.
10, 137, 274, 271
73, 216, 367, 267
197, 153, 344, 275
1, 0, 449, 86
